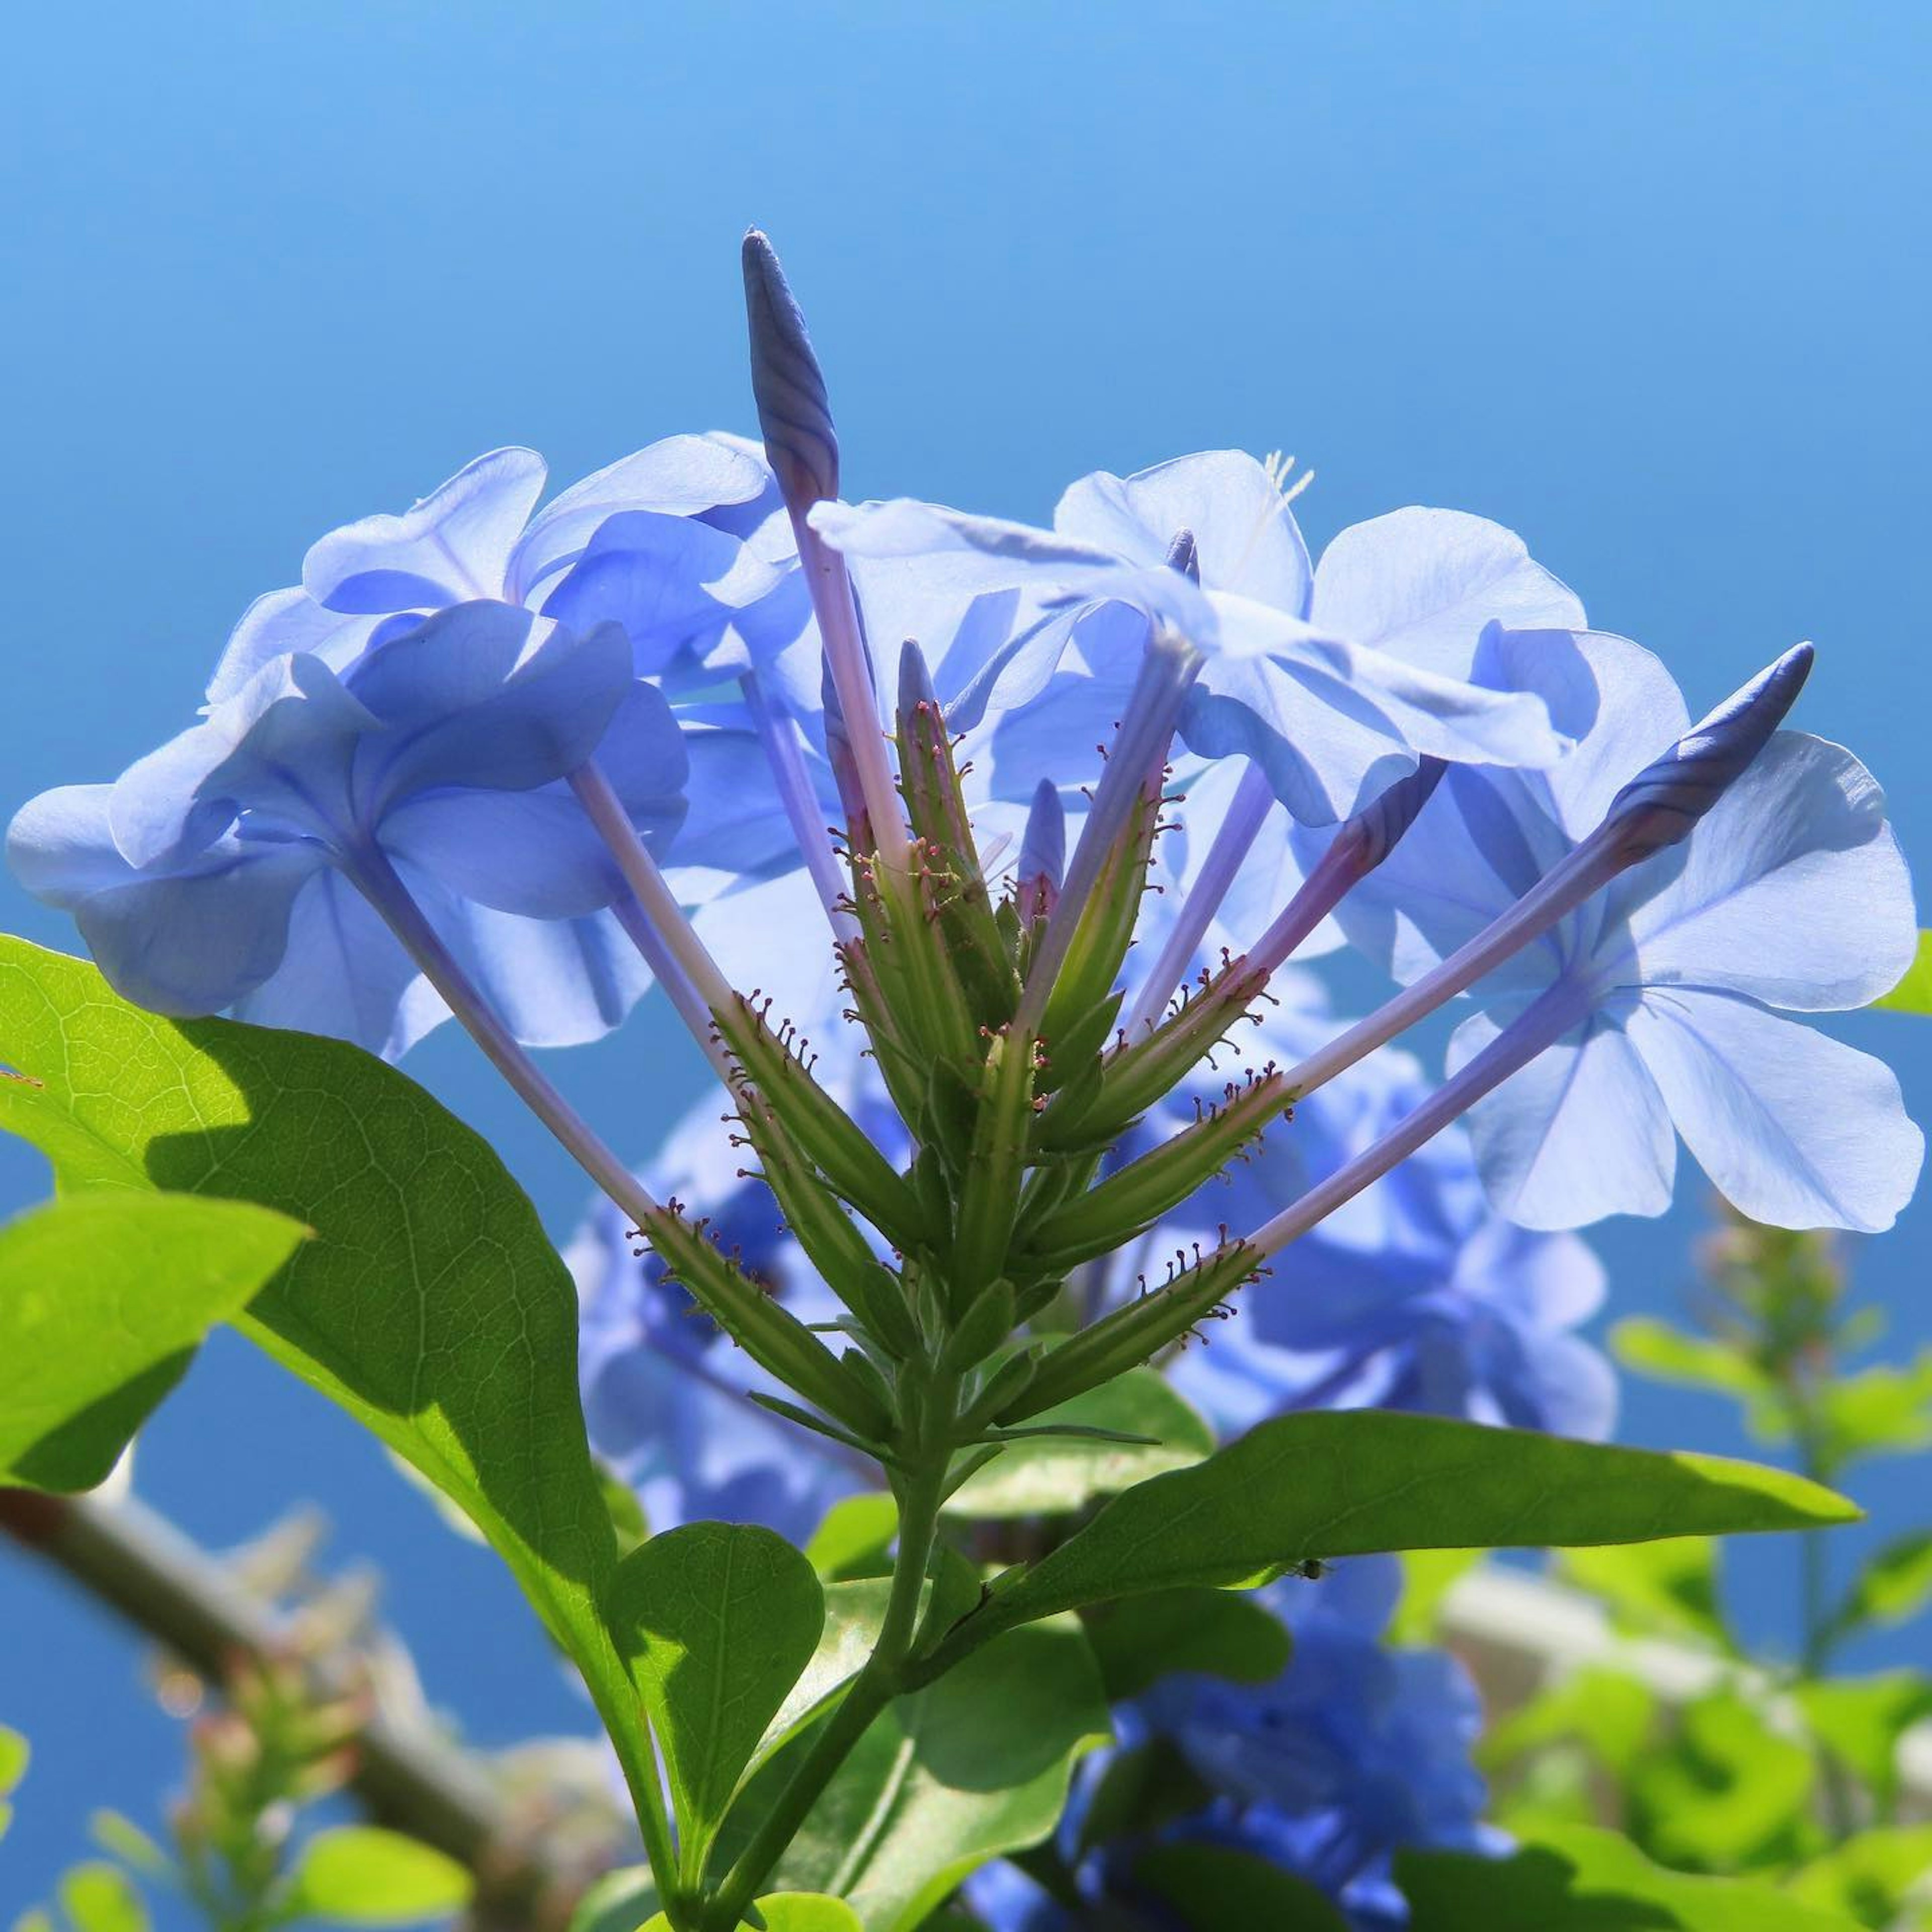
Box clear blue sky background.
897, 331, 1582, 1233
3, 2, 1929, 1916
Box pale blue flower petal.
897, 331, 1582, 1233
206, 587, 386, 706
1626, 989, 1923, 1232
1628, 731, 1917, 1011
1451, 1001, 1678, 1230
302, 446, 547, 613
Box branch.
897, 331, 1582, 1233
0, 1486, 584, 1929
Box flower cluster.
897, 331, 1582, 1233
10, 230, 1921, 1927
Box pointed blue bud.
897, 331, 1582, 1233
742, 228, 839, 510
896, 636, 938, 725
1605, 643, 1814, 860
1017, 779, 1066, 921
1165, 528, 1200, 583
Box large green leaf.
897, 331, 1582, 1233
938, 1410, 1857, 1646
1398, 1824, 1859, 1930
1081, 1587, 1291, 1702
1132, 1843, 1349, 1930
0, 1192, 305, 1490
0, 941, 636, 1760
725, 1620, 1111, 1931
945, 1371, 1212, 1518
284, 1826, 471, 1924
640, 1898, 862, 1932
1874, 930, 1932, 1012
608, 1522, 825, 1875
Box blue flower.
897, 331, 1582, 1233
813, 451, 1584, 826
968, 1557, 1493, 1930
1111, 980, 1615, 1441
1334, 630, 1923, 1231
569, 1066, 901, 1539
9, 601, 685, 1056
206, 436, 787, 703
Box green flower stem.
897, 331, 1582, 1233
699, 1427, 954, 1931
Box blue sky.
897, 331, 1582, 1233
3, 2, 1929, 1914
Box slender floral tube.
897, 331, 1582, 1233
608, 893, 737, 1085
742, 229, 909, 864
739, 667, 858, 941
1015, 625, 1202, 1034
1279, 646, 1813, 1102
1246, 979, 1588, 1259
1124, 759, 1274, 1037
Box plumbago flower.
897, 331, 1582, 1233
5, 227, 1920, 1932
1330, 630, 1922, 1231
970, 1558, 1491, 1931
9, 602, 687, 1054
1117, 981, 1615, 1443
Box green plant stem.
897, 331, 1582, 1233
1789, 1403, 1859, 1843
697, 1450, 950, 1931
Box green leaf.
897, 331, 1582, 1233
946, 1369, 1212, 1517
1480, 1666, 1657, 1781
1612, 1318, 1767, 1400
0, 1724, 25, 1844
1831, 1530, 1932, 1638
1789, 1825, 1932, 1924
0, 942, 641, 1780
1559, 1539, 1730, 1649
0, 1192, 306, 1490
1132, 1843, 1350, 1930
759, 1578, 894, 1763
943, 1410, 1859, 1643
1796, 1672, 1932, 1808
728, 1620, 1111, 1931
607, 1522, 824, 1873
639, 1898, 862, 1932
285, 1826, 472, 1923
1398, 1823, 1860, 1930
1081, 1587, 1291, 1702
1390, 1548, 1483, 1645
87, 1813, 171, 1881
1810, 1353, 1932, 1471
1630, 1688, 1814, 1868
566, 1866, 659, 1932
1874, 930, 1932, 1012
54, 1867, 146, 1932
804, 1493, 897, 1580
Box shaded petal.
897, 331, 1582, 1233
303, 447, 546, 612
1055, 451, 1314, 614
1452, 1002, 1677, 1229
345, 602, 632, 811
381, 788, 621, 919
1629, 731, 1916, 1011
9, 784, 143, 905
232, 865, 442, 1057
78, 842, 324, 1018
510, 433, 770, 602
1628, 990, 1922, 1232
1311, 508, 1584, 676
206, 588, 383, 705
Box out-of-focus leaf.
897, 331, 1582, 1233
1081, 1587, 1291, 1702
1874, 931, 1932, 1012
1810, 1356, 1932, 1473
607, 1521, 824, 1875
0, 1193, 305, 1491
1480, 1666, 1657, 1781
1392, 1549, 1483, 1645
723, 1620, 1111, 1931
285, 1826, 471, 1923
1797, 1673, 1932, 1809
566, 1865, 658, 1932
1399, 1822, 1859, 1929
86, 1812, 170, 1880
803, 1494, 896, 1580
1788, 1824, 1932, 1925
54, 1867, 146, 1932
1631, 1689, 1814, 1869
940, 1411, 1859, 1642
1829, 1531, 1932, 1642
0, 1725, 25, 1843
945, 1371, 1212, 1518
1612, 1318, 1768, 1401
0, 942, 644, 1788
1132, 1842, 1350, 1929
1560, 1539, 1730, 1649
